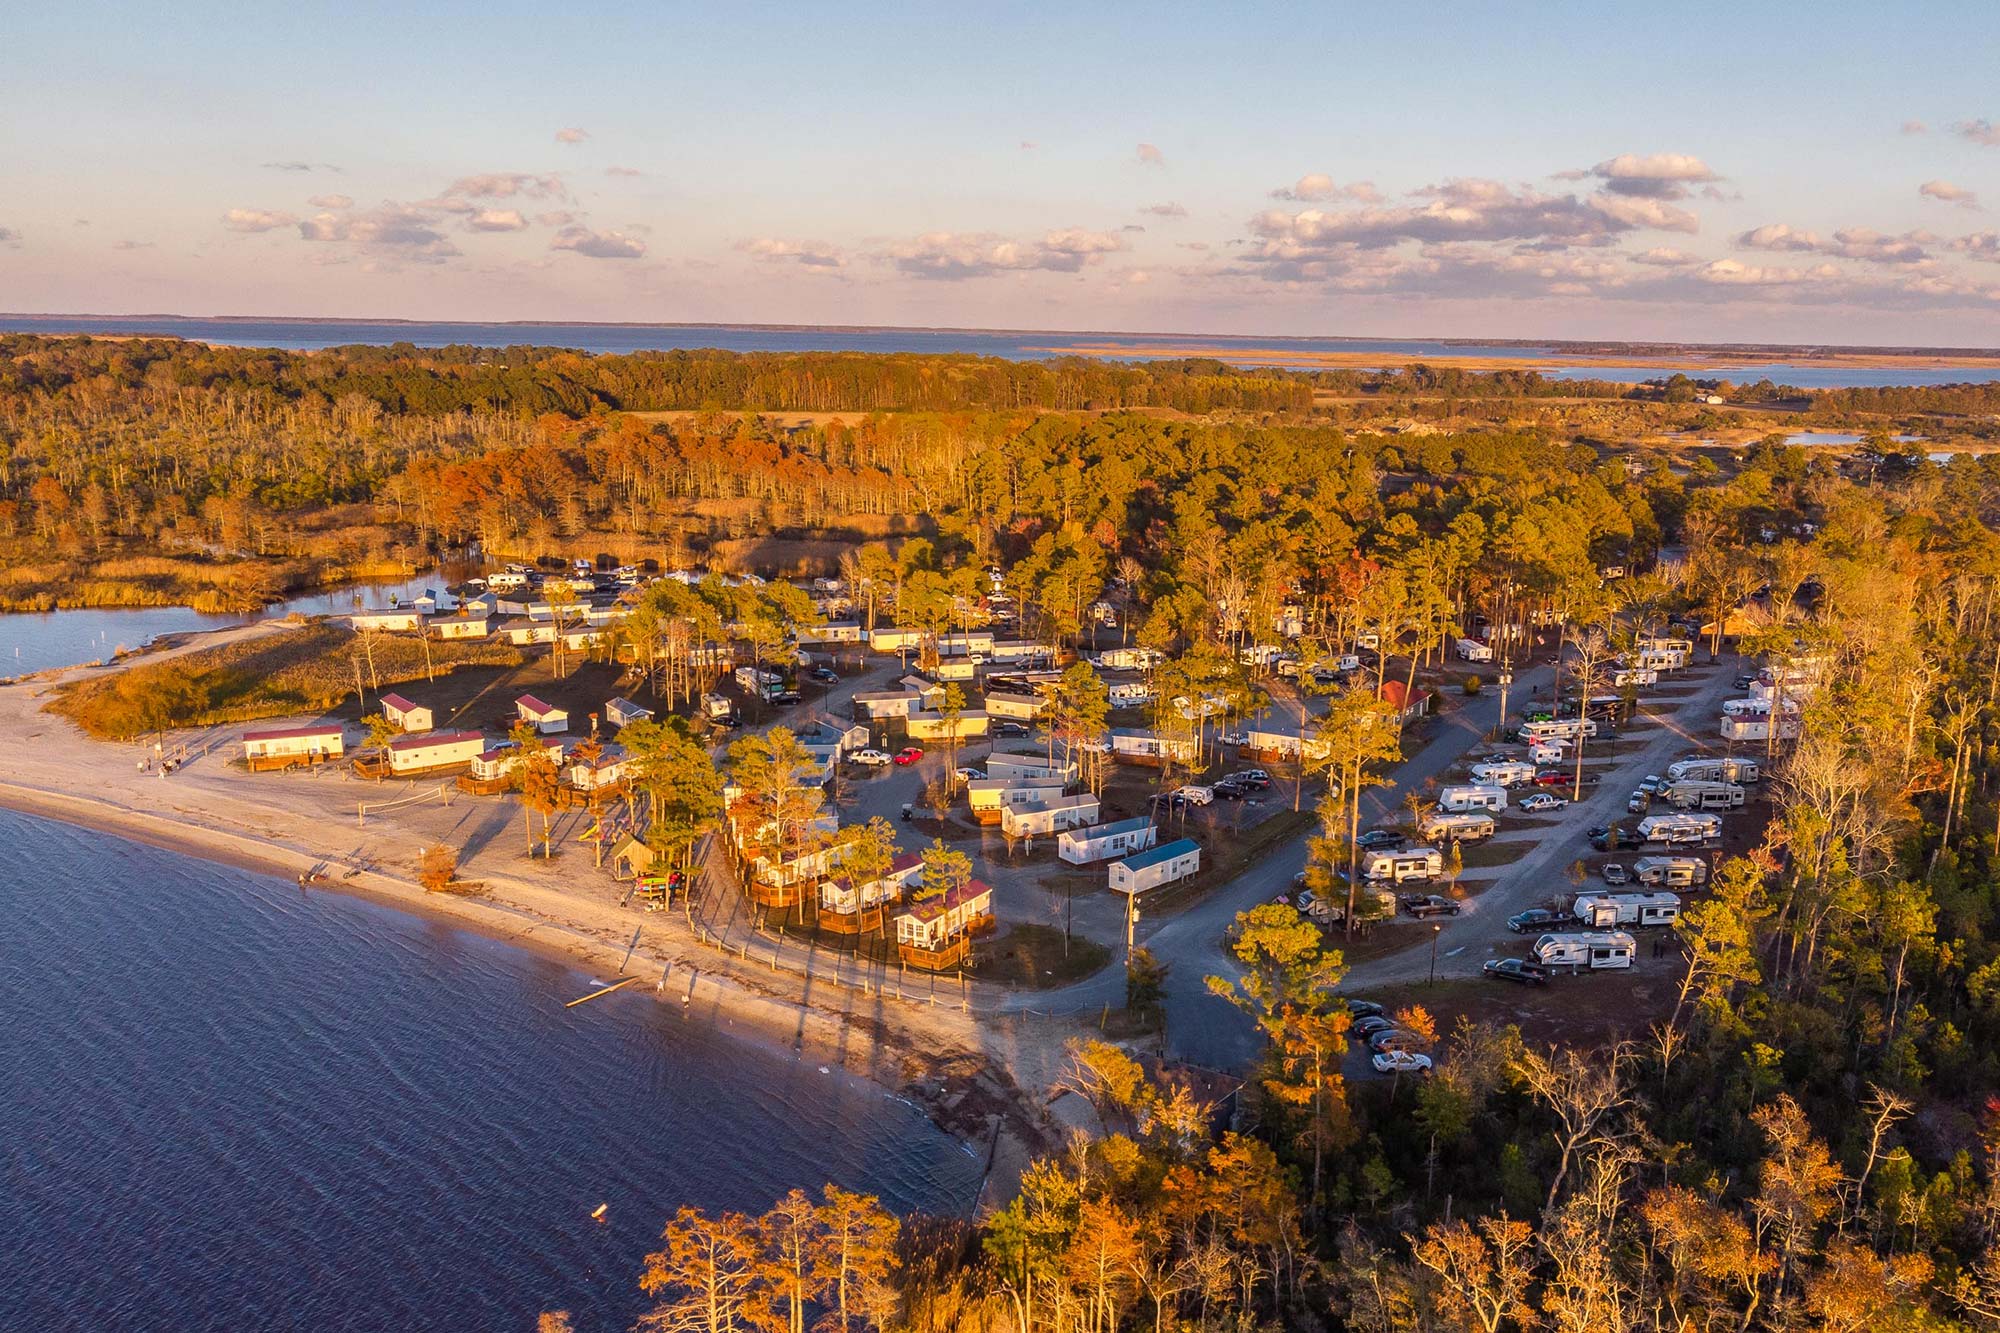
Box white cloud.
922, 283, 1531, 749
1135, 142, 1165, 166
308, 193, 353, 210
1956, 119, 2000, 146
466, 209, 529, 232
555, 127, 589, 144
1693, 258, 1843, 287
1902, 119, 1928, 135
1630, 247, 1700, 267
1737, 222, 1823, 252
1921, 179, 1980, 209
444, 173, 566, 200
298, 204, 460, 261
1737, 222, 1931, 265
1950, 231, 2000, 262
881, 228, 1126, 279
1143, 202, 1188, 218
550, 225, 646, 259
605, 166, 644, 178
1580, 152, 1720, 199
1587, 193, 1699, 233
740, 237, 845, 268
1245, 179, 1672, 260
222, 207, 297, 233
1269, 174, 1381, 203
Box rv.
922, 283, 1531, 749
1721, 715, 1802, 743
1364, 846, 1444, 883
1667, 756, 1759, 784
1420, 811, 1497, 844
1636, 812, 1723, 846
1469, 760, 1537, 788
734, 666, 784, 700
1437, 784, 1507, 813
1533, 931, 1638, 971
1526, 741, 1566, 766
1519, 717, 1598, 745
1611, 667, 1658, 689
1455, 638, 1494, 663
700, 693, 737, 724
1664, 780, 1746, 811
1632, 856, 1708, 888
1571, 892, 1682, 929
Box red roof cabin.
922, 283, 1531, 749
378, 693, 433, 733
241, 723, 345, 772
516, 694, 569, 734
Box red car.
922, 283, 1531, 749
893, 746, 924, 766
1532, 770, 1570, 786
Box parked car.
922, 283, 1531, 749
893, 746, 924, 766
851, 748, 892, 767
1236, 769, 1272, 784
1174, 785, 1215, 806
1733, 674, 1757, 689
994, 722, 1030, 737
771, 690, 803, 705
1211, 781, 1247, 801
1601, 862, 1631, 885
1627, 791, 1650, 814
809, 666, 840, 684
1351, 1015, 1396, 1040
1232, 774, 1272, 793
1483, 958, 1549, 986
1401, 894, 1461, 919
1532, 770, 1570, 787
1368, 1030, 1424, 1054
1507, 908, 1566, 934
1346, 999, 1385, 1019
1639, 774, 1667, 795
954, 767, 983, 783
1372, 1050, 1434, 1075
1356, 829, 1402, 850
1518, 792, 1567, 812
1219, 731, 1249, 746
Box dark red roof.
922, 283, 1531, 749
242, 724, 342, 744
390, 729, 485, 752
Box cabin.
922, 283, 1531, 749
798, 620, 866, 646
605, 697, 652, 729
852, 690, 925, 721
1109, 728, 1197, 767
241, 723, 345, 772
384, 730, 486, 777
565, 743, 632, 794
516, 695, 569, 734
350, 608, 423, 633
868, 626, 924, 653
986, 752, 1077, 784
1058, 816, 1158, 865
378, 692, 433, 733
819, 851, 922, 936
428, 614, 491, 641
1378, 679, 1433, 720
1110, 838, 1202, 896
983, 690, 1046, 721
893, 878, 995, 970
966, 776, 1068, 823
1000, 792, 1101, 839
461, 736, 566, 792
1244, 727, 1332, 765
904, 709, 991, 742
497, 618, 557, 646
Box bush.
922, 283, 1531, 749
1462, 675, 1483, 696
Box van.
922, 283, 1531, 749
1533, 931, 1637, 971
1470, 760, 1537, 788
1632, 856, 1707, 888
1365, 846, 1445, 883
1421, 811, 1496, 843
1437, 784, 1507, 813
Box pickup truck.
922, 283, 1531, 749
1401, 894, 1462, 919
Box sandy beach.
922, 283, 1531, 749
0, 624, 1064, 1205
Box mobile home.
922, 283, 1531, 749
349, 608, 422, 633
1632, 856, 1708, 888
893, 879, 995, 970
1244, 727, 1333, 764
378, 693, 433, 733
1437, 783, 1507, 813
465, 735, 566, 786
966, 777, 1068, 822
868, 626, 924, 653
852, 690, 924, 720
1533, 931, 1638, 971
565, 744, 632, 794
1000, 792, 1102, 838
241, 723, 345, 772
604, 697, 652, 729
1571, 891, 1682, 929
983, 691, 1047, 722
386, 730, 486, 777
516, 694, 569, 734
904, 709, 991, 742
986, 752, 1077, 785
818, 851, 922, 935
1109, 728, 1198, 767
429, 614, 491, 641
1058, 817, 1158, 865
1364, 845, 1444, 883
1109, 838, 1202, 896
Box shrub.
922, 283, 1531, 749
1462, 675, 1482, 696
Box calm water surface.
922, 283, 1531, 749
0, 808, 979, 1333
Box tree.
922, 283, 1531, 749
751, 1189, 822, 1333
1051, 662, 1111, 794
509, 720, 563, 857
1409, 1214, 1538, 1333
638, 1206, 759, 1333
416, 842, 458, 892
728, 727, 828, 886
1125, 946, 1169, 1025
936, 681, 969, 789
622, 717, 724, 868
917, 838, 972, 902
1511, 1041, 1633, 1214
362, 710, 399, 759
1308, 684, 1405, 937
811, 1185, 899, 1333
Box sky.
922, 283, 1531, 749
9, 1, 2000, 344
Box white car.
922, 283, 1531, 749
850, 748, 892, 767
1372, 1050, 1433, 1076
1518, 792, 1568, 812
954, 766, 983, 783
1219, 731, 1249, 746
1174, 784, 1215, 806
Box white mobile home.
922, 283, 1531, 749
983, 691, 1047, 722
1572, 892, 1682, 929
986, 752, 1076, 784
467, 736, 565, 784
1000, 792, 1102, 838
904, 709, 991, 741
1244, 728, 1333, 764
868, 626, 924, 653
798, 620, 866, 646
1533, 931, 1637, 971
241, 723, 345, 772
1058, 817, 1158, 865
605, 697, 652, 729
350, 608, 423, 633
1437, 784, 1507, 813
386, 729, 486, 776
966, 777, 1068, 822
1109, 728, 1198, 766
1364, 845, 1444, 883
516, 694, 569, 734
1632, 856, 1708, 887
378, 692, 433, 733
498, 618, 556, 646
852, 690, 923, 720
565, 744, 632, 793
1109, 838, 1202, 896
429, 614, 491, 641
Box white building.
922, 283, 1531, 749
986, 752, 1076, 784
1058, 816, 1158, 865
1109, 838, 1201, 896
241, 723, 345, 771
378, 692, 433, 733
386, 730, 487, 776
605, 697, 652, 729
516, 694, 569, 734
1000, 791, 1101, 838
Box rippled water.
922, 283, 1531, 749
0, 808, 980, 1332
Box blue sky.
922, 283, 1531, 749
8, 1, 2000, 342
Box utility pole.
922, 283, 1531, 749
1429, 922, 1442, 986
1496, 669, 1513, 742
1125, 890, 1140, 959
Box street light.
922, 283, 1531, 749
1429, 922, 1443, 986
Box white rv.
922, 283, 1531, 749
1437, 784, 1507, 813
1533, 931, 1638, 971
1632, 856, 1708, 888
1469, 760, 1538, 788
1364, 846, 1445, 883
1571, 892, 1682, 929
1420, 811, 1497, 843
1664, 780, 1746, 811
1455, 638, 1494, 663
1611, 667, 1659, 689
1520, 717, 1598, 745
1637, 812, 1722, 846
1667, 756, 1760, 784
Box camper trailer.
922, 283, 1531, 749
1663, 780, 1746, 811
1365, 846, 1445, 884
1519, 717, 1599, 745
1571, 892, 1682, 929
1533, 931, 1638, 972
1455, 638, 1494, 663
1469, 760, 1537, 788
1667, 756, 1760, 784
1611, 667, 1659, 689
1632, 856, 1708, 888
1636, 812, 1723, 846
1436, 784, 1507, 813
1420, 811, 1497, 843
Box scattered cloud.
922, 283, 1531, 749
550, 225, 646, 259
1143, 202, 1188, 218
535, 210, 578, 228
1950, 232, 2000, 261
1630, 247, 1700, 267
881, 228, 1126, 280
1921, 179, 1980, 209
1686, 258, 1843, 288
1019, 140, 1038, 151
466, 209, 529, 232
1135, 142, 1165, 167
605, 166, 644, 178
1955, 119, 2000, 146
299, 204, 460, 262
113, 239, 153, 251
222, 207, 297, 233
1122, 269, 1152, 285
308, 193, 353, 210
1737, 222, 1932, 265
555, 127, 589, 144
443, 172, 566, 200
1736, 223, 1823, 252
740, 237, 845, 268
1270, 174, 1382, 203
1902, 119, 1928, 135
1121, 224, 1146, 233
1575, 153, 1720, 199
1588, 193, 1699, 233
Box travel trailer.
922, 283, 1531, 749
1455, 637, 1494, 663
1636, 812, 1723, 845
1533, 931, 1638, 971
1632, 856, 1708, 888
1364, 846, 1444, 883
1667, 756, 1759, 784
1436, 784, 1507, 813
1420, 811, 1497, 843
1519, 717, 1598, 745
1571, 892, 1682, 929
1469, 760, 1537, 788
1663, 780, 1746, 811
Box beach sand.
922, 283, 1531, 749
0, 627, 1064, 1208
